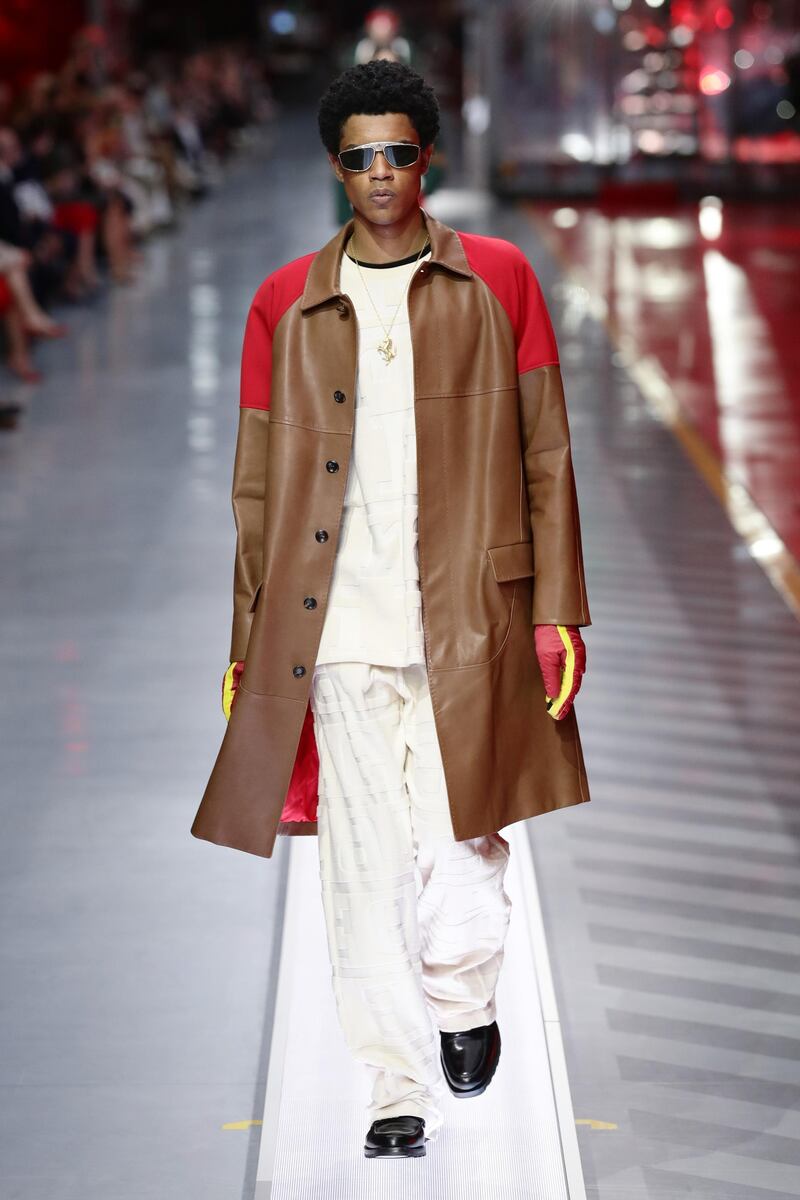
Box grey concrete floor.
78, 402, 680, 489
2, 103, 800, 1200
489, 209, 800, 1197
0, 123, 306, 1200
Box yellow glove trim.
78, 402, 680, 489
222, 662, 238, 722
545, 624, 575, 720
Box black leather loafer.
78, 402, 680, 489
440, 1019, 501, 1098
364, 1114, 427, 1158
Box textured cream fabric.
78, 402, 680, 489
310, 659, 513, 1137
315, 248, 432, 668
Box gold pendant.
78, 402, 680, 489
377, 334, 396, 364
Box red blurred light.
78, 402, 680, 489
715, 5, 734, 28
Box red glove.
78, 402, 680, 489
222, 661, 245, 721
534, 625, 586, 720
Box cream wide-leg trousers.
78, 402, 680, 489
308, 660, 513, 1139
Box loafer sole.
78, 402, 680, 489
364, 1141, 427, 1158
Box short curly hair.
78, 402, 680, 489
317, 60, 440, 156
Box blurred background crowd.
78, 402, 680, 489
0, 28, 274, 393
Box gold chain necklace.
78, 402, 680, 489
347, 235, 430, 364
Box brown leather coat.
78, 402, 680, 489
191, 209, 591, 859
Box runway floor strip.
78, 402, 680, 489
254, 825, 587, 1198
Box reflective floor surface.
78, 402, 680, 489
529, 198, 800, 617
496, 196, 800, 1198
2, 107, 800, 1199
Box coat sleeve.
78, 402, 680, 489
229, 288, 272, 662
514, 254, 591, 627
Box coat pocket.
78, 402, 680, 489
486, 539, 535, 583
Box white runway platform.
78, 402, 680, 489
254, 824, 587, 1199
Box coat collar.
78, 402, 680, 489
299, 207, 472, 312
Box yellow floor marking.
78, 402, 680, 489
575, 1118, 619, 1130
528, 207, 800, 624
222, 1119, 263, 1130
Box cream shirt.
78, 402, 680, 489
315, 241, 432, 668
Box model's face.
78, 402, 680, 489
329, 112, 432, 227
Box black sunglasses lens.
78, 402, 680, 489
339, 145, 420, 170
386, 144, 420, 167
339, 147, 373, 171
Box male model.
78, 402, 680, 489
191, 60, 591, 1159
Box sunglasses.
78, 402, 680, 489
337, 140, 421, 172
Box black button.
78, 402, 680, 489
325, 460, 339, 473
292, 665, 306, 678
303, 596, 317, 609
315, 529, 328, 542
333, 390, 346, 403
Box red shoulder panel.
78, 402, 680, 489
240, 252, 316, 410
458, 232, 559, 375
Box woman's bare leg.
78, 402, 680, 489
3, 264, 62, 334
3, 307, 40, 381
76, 229, 101, 290
103, 195, 136, 283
